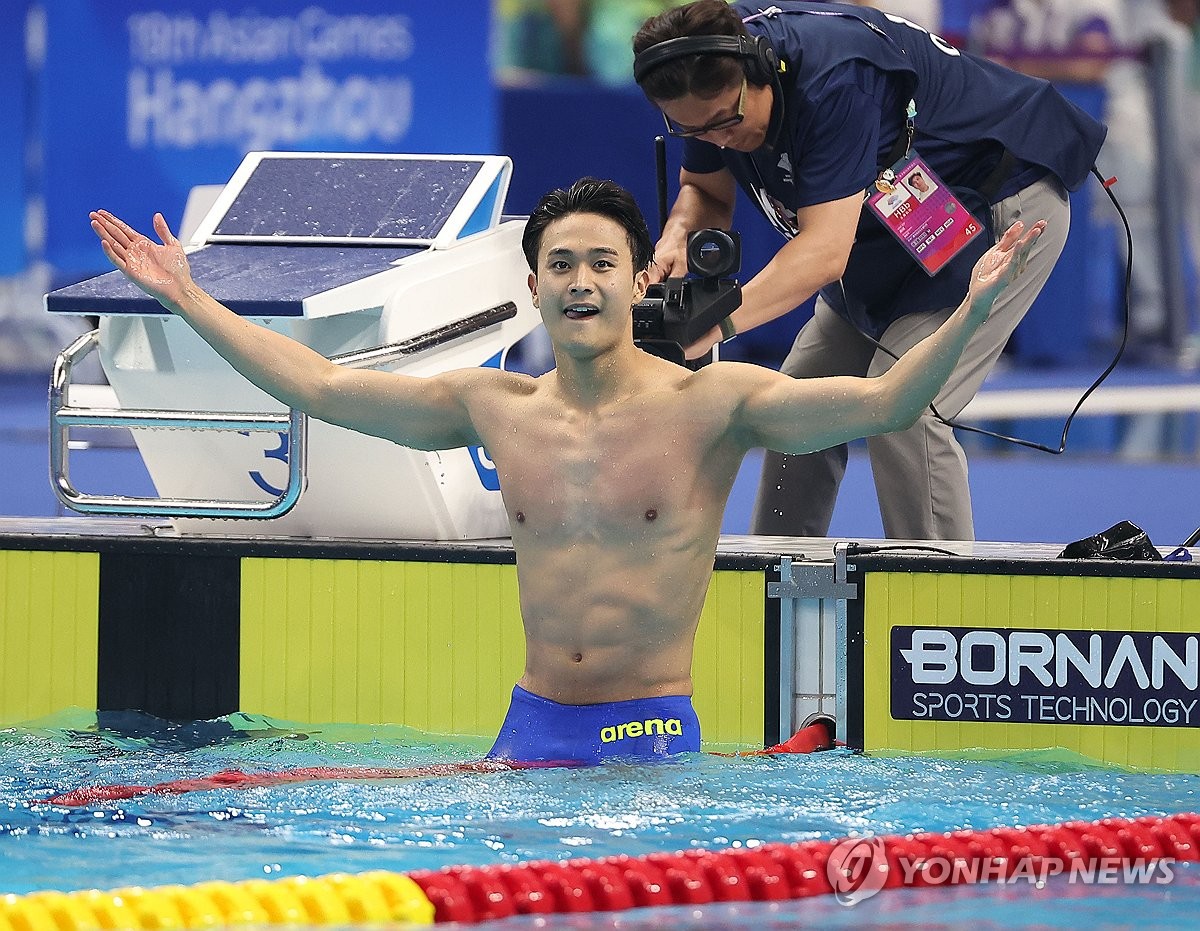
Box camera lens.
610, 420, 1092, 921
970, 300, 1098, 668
686, 229, 740, 278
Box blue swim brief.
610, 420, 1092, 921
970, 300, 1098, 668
487, 685, 701, 764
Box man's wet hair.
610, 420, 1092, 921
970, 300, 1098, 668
522, 178, 654, 274
633, 0, 747, 100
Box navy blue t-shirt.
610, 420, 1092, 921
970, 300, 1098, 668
678, 1, 1104, 334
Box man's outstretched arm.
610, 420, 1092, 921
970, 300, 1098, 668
728, 219, 1046, 455
90, 210, 484, 450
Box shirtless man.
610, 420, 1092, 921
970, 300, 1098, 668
89, 178, 1042, 764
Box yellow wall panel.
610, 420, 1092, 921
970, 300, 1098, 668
241, 559, 767, 749
691, 570, 767, 751
0, 550, 99, 725
240, 559, 523, 738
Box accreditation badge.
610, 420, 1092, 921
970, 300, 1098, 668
867, 151, 984, 276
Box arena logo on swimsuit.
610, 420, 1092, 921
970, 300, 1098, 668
600, 717, 684, 743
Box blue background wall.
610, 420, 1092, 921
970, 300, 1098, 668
0, 1, 30, 275
37, 0, 495, 279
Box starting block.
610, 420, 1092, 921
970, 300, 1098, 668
45, 152, 542, 540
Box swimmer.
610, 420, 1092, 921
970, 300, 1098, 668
89, 179, 1042, 764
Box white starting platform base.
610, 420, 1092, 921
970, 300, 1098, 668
45, 152, 542, 540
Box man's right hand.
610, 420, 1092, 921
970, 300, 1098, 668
967, 218, 1046, 314
648, 234, 688, 284
90, 210, 194, 312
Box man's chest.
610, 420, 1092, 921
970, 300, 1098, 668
479, 409, 729, 531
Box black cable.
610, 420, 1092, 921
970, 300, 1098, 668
847, 165, 1132, 454
844, 542, 963, 557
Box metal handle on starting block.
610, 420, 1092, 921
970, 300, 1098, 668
49, 329, 306, 518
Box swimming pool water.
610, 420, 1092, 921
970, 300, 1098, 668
3, 709, 1198, 928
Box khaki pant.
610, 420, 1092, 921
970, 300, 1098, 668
750, 175, 1071, 542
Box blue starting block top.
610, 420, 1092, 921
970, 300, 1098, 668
199, 152, 511, 247
212, 157, 483, 243
45, 152, 514, 317
45, 244, 421, 317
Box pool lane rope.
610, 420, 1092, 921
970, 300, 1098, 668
3, 811, 1196, 928
44, 759, 572, 807
44, 720, 836, 808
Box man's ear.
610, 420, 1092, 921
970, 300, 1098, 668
528, 272, 538, 306
632, 268, 650, 306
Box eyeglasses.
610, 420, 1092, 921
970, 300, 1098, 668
661, 77, 747, 138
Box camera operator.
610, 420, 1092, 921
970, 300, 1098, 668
632, 0, 1106, 542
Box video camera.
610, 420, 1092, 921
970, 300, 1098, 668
633, 229, 742, 368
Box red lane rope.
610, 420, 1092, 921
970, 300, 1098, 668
45, 722, 835, 807
45, 760, 574, 807
407, 812, 1198, 923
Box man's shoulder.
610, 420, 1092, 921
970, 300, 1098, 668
444, 366, 540, 405
685, 359, 780, 398
446, 366, 537, 386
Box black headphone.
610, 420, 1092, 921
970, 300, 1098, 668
633, 33, 780, 85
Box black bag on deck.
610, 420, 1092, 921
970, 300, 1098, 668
1057, 520, 1162, 561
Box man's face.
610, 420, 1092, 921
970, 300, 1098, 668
528, 212, 649, 359
654, 77, 772, 151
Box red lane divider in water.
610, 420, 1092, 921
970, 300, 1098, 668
721, 719, 835, 756
45, 760, 567, 807
407, 812, 1200, 923
45, 721, 836, 808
